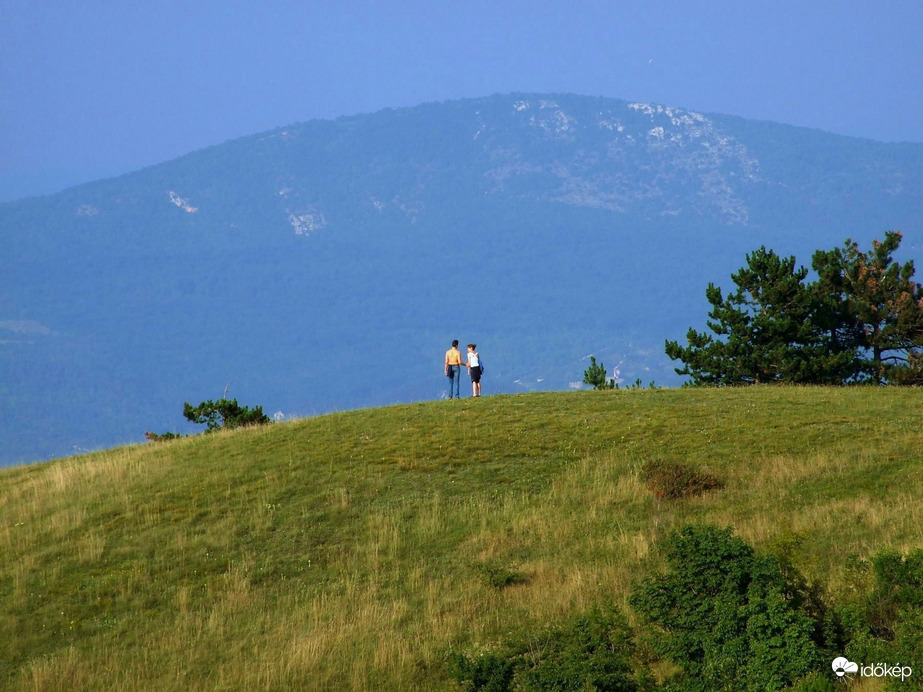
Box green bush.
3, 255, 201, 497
474, 562, 524, 590
628, 525, 824, 690
452, 529, 923, 690
840, 548, 923, 685
790, 671, 837, 691
516, 606, 638, 691
182, 398, 271, 432
144, 431, 182, 442
449, 605, 642, 691
449, 650, 516, 692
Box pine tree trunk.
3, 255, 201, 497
874, 345, 883, 384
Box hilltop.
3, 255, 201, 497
2, 93, 923, 466
2, 387, 921, 689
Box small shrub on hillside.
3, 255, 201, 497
183, 398, 271, 432
627, 378, 658, 390
474, 562, 525, 590
640, 460, 722, 499
144, 431, 182, 442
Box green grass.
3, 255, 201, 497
1, 387, 921, 690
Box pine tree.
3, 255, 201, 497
812, 232, 923, 384
665, 247, 855, 385
182, 398, 271, 432
582, 356, 615, 389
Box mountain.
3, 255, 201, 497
2, 93, 922, 465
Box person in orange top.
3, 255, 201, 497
444, 339, 463, 399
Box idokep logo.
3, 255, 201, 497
832, 657, 913, 681
832, 657, 858, 677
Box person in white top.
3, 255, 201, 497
463, 344, 482, 397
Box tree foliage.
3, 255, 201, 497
449, 605, 641, 691
583, 356, 616, 389
628, 526, 828, 691
666, 233, 923, 385
182, 398, 271, 432
812, 231, 923, 384
448, 525, 923, 690
838, 548, 923, 675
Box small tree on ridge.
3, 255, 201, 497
183, 398, 271, 432
583, 356, 615, 389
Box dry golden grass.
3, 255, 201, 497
1, 387, 921, 689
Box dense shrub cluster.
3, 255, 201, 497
450, 606, 643, 691
839, 550, 923, 684
450, 526, 923, 690
628, 526, 831, 690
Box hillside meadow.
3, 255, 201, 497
1, 387, 921, 689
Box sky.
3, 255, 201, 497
2, 0, 922, 202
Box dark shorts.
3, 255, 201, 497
470, 365, 482, 383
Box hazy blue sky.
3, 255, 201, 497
2, 0, 921, 202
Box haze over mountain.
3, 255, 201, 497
2, 93, 922, 466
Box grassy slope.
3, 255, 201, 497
1, 388, 921, 690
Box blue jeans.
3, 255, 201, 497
447, 365, 461, 398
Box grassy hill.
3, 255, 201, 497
2, 387, 921, 689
